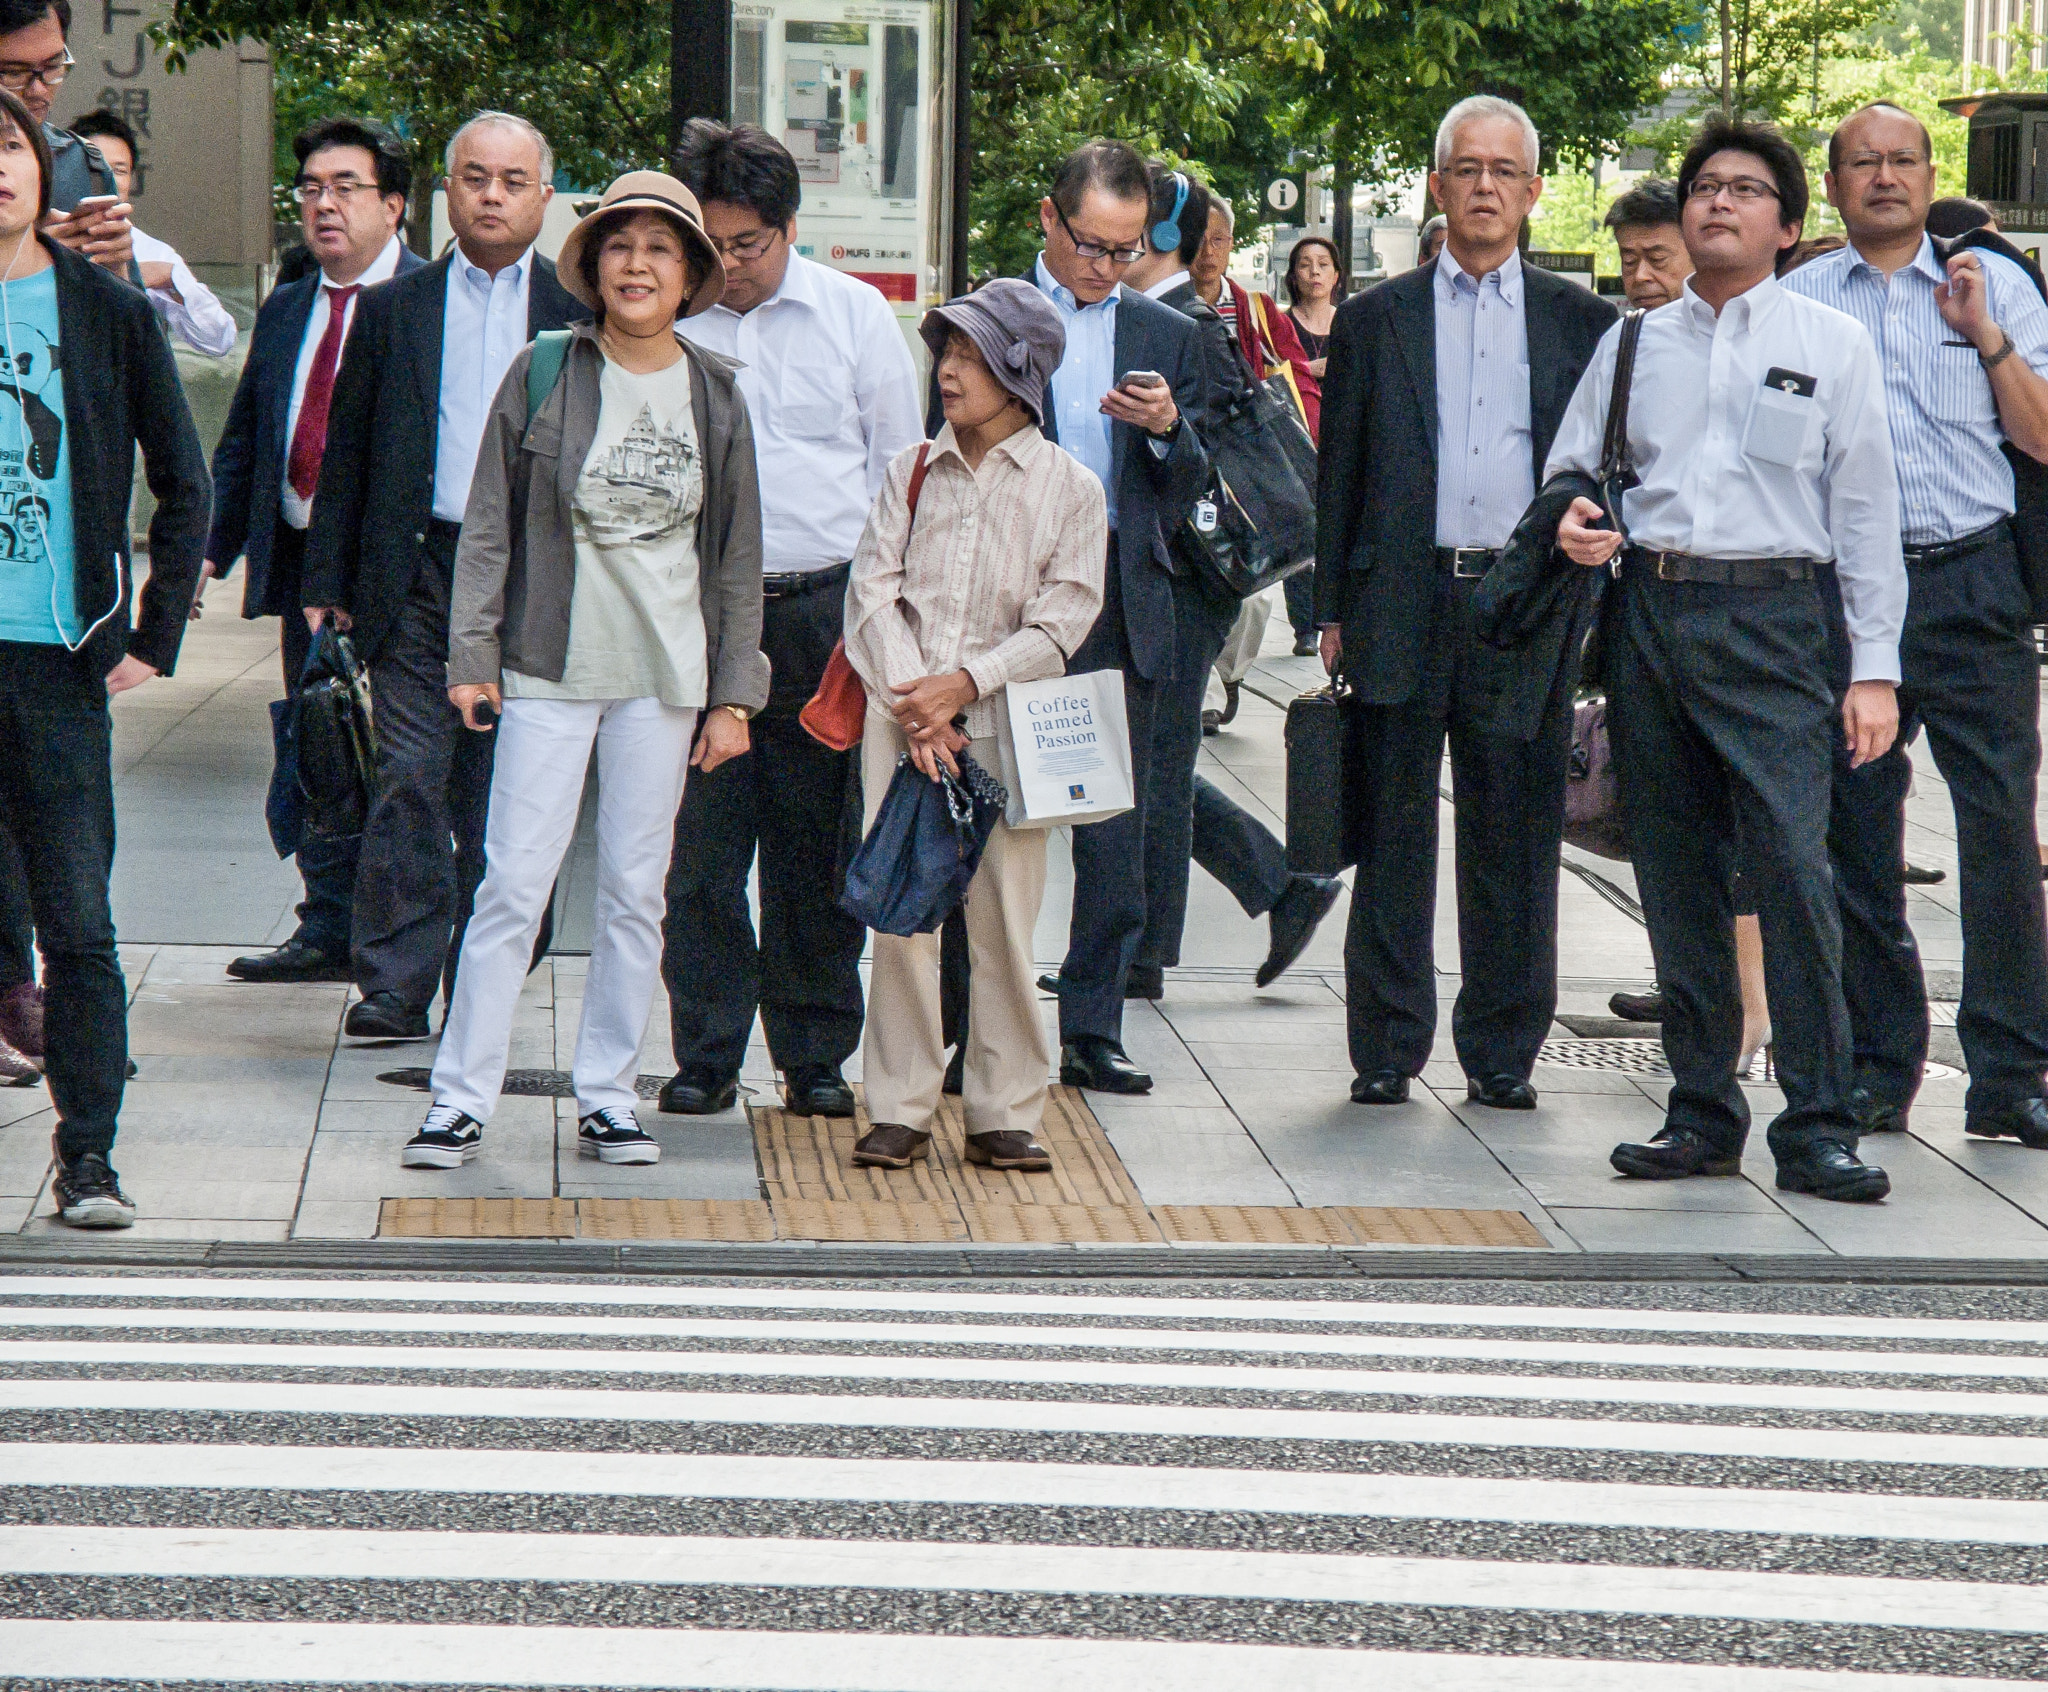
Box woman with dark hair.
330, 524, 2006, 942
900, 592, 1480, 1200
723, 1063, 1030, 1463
404, 171, 768, 1172
1284, 234, 1343, 377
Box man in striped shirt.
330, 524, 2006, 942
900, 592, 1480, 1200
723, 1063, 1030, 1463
1783, 102, 2048, 1154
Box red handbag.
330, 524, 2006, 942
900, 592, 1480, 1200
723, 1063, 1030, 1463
800, 443, 931, 751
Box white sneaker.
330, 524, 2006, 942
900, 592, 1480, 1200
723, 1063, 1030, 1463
579, 1106, 660, 1164
401, 1104, 483, 1168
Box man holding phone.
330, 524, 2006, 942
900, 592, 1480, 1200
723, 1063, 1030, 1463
0, 2, 133, 277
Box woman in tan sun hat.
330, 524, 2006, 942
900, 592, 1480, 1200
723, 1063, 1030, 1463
404, 170, 768, 1174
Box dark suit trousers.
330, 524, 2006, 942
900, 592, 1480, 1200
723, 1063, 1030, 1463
273, 524, 361, 959
350, 521, 497, 1010
1607, 568, 1854, 1162
662, 575, 866, 1077
1058, 551, 1161, 1044
1343, 576, 1569, 1082
0, 828, 32, 991
1828, 527, 2048, 1117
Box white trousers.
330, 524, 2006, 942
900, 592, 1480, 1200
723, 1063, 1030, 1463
431, 696, 697, 1122
1205, 584, 1276, 711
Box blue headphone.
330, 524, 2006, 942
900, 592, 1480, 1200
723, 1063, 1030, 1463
1151, 172, 1189, 254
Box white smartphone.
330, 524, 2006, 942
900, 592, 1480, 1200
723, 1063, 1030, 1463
1117, 369, 1165, 392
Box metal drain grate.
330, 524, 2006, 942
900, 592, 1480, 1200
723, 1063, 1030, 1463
1538, 1039, 1959, 1082
376, 1067, 676, 1100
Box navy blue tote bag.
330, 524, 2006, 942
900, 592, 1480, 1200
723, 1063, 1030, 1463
840, 751, 1007, 937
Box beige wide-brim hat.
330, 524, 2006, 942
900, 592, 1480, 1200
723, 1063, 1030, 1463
555, 170, 725, 317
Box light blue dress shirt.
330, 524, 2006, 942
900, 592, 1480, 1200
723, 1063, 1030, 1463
1433, 246, 1534, 549
1782, 235, 2048, 544
1035, 254, 1120, 528
435, 245, 533, 522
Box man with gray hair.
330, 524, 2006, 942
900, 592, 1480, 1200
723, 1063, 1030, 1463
1316, 92, 1616, 1110
302, 110, 588, 1038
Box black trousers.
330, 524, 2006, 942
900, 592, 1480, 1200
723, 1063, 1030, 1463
1284, 565, 1317, 640
1827, 526, 2048, 1117
1055, 553, 1161, 1044
0, 827, 32, 990
1342, 576, 1570, 1081
0, 643, 126, 1159
273, 524, 361, 959
350, 520, 497, 1010
1607, 566, 1854, 1161
661, 571, 865, 1077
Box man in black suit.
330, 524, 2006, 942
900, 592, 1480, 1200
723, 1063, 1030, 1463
1025, 140, 1209, 1094
206, 116, 420, 985
296, 115, 585, 1038
1316, 95, 1615, 1109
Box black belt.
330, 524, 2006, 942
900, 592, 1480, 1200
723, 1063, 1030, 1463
1903, 518, 2006, 568
1630, 547, 1814, 586
1435, 546, 1500, 579
761, 560, 850, 599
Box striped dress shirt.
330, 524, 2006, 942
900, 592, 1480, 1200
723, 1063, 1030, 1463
1434, 246, 1534, 548
845, 423, 1108, 740
1781, 236, 2048, 544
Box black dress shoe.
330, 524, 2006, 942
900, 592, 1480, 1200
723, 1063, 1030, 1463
657, 1068, 739, 1115
344, 991, 431, 1040
1124, 965, 1164, 1001
1848, 1084, 1909, 1135
1257, 875, 1341, 988
1608, 985, 1665, 1022
1902, 861, 1947, 885
1036, 972, 1064, 997
1350, 1069, 1410, 1105
1468, 1074, 1537, 1110
785, 1064, 856, 1118
1610, 1126, 1742, 1180
1291, 633, 1318, 657
226, 937, 352, 984
942, 1046, 965, 1096
1060, 1036, 1152, 1094
1201, 709, 1221, 737
1966, 1096, 2048, 1149
1775, 1139, 1891, 1202
1218, 680, 1242, 725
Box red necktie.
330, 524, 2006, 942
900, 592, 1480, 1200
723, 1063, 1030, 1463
287, 283, 361, 501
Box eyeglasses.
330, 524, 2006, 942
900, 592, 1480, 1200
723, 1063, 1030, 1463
453, 168, 538, 195
293, 178, 380, 206
0, 47, 71, 92
1445, 161, 1533, 187
1841, 150, 1927, 174
1055, 204, 1145, 266
1686, 175, 1781, 203
706, 225, 784, 261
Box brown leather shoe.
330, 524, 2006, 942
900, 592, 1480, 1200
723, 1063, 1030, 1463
850, 1122, 931, 1168
964, 1130, 1052, 1171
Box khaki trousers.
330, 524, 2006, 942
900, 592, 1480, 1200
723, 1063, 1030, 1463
1204, 584, 1276, 711
860, 710, 1050, 1138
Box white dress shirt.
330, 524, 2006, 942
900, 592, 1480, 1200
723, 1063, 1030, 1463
1546, 274, 1906, 683
436, 243, 533, 522
281, 234, 406, 529
1141, 270, 1191, 300
1035, 254, 1121, 525
1434, 246, 1533, 548
678, 249, 921, 572
133, 227, 237, 358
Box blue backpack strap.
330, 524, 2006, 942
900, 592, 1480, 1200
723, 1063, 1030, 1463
525, 329, 573, 424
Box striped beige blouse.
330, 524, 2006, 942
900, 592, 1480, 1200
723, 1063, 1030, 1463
844, 422, 1108, 740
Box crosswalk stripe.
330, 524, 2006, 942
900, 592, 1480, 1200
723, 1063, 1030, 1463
3, 1523, 2039, 1632
10, 1337, 2042, 1418
0, 1621, 2037, 1691
6, 1305, 2039, 1382
3, 1376, 2042, 1467
12, 1442, 2038, 1543
6, 1275, 2045, 1345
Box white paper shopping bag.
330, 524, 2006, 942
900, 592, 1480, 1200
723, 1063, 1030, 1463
996, 669, 1135, 828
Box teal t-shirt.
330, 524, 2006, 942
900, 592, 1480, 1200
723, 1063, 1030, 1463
0, 268, 74, 645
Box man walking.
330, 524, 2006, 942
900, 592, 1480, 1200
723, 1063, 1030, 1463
210, 117, 416, 985
1317, 94, 1615, 1109
302, 112, 585, 1038
659, 120, 920, 1118
1552, 116, 1905, 1202
1783, 101, 2048, 1151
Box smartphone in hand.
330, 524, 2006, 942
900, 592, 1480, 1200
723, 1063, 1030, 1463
1117, 369, 1165, 393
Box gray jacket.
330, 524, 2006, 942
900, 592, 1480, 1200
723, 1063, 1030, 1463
449, 321, 770, 711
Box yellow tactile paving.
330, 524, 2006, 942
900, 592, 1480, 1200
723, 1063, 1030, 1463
378, 1197, 577, 1238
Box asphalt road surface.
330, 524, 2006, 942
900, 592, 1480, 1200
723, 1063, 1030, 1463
0, 1271, 2044, 1688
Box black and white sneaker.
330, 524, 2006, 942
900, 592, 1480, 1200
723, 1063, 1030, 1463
401, 1105, 484, 1168
52, 1148, 136, 1228
579, 1106, 660, 1164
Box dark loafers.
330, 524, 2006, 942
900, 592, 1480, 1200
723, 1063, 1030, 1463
1257, 875, 1342, 989
657, 1069, 739, 1115
1350, 1069, 1410, 1105
1467, 1074, 1537, 1110
1060, 1037, 1152, 1094
226, 937, 352, 984
785, 1064, 856, 1118
1966, 1096, 2048, 1149
1775, 1139, 1891, 1202
851, 1122, 932, 1168
964, 1130, 1051, 1171
1611, 1127, 1743, 1180
344, 991, 431, 1040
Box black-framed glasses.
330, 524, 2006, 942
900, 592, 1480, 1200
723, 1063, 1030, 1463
1055, 203, 1144, 265
1686, 175, 1781, 203
706, 225, 784, 261
0, 47, 71, 92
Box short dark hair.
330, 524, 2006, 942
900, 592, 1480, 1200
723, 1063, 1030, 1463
1051, 138, 1149, 218
1928, 195, 1996, 239
1827, 102, 1933, 178
575, 206, 703, 323
1285, 234, 1346, 304
672, 118, 799, 230
68, 107, 137, 160
0, 86, 50, 222
0, 1, 67, 39
1677, 115, 1808, 232
1604, 177, 1682, 234
293, 114, 411, 204
1145, 163, 1210, 265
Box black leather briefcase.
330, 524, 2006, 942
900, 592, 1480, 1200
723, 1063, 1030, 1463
1285, 683, 1360, 875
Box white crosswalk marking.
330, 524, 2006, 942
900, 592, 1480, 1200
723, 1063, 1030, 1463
1, 1271, 2043, 1688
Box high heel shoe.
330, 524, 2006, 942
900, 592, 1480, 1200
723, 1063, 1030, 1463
1739, 1028, 1774, 1082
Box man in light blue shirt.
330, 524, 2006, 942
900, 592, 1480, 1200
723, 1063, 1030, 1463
1433, 243, 1533, 548
1782, 101, 2048, 1152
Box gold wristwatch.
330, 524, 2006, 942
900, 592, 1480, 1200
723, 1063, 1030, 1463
721, 703, 753, 724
